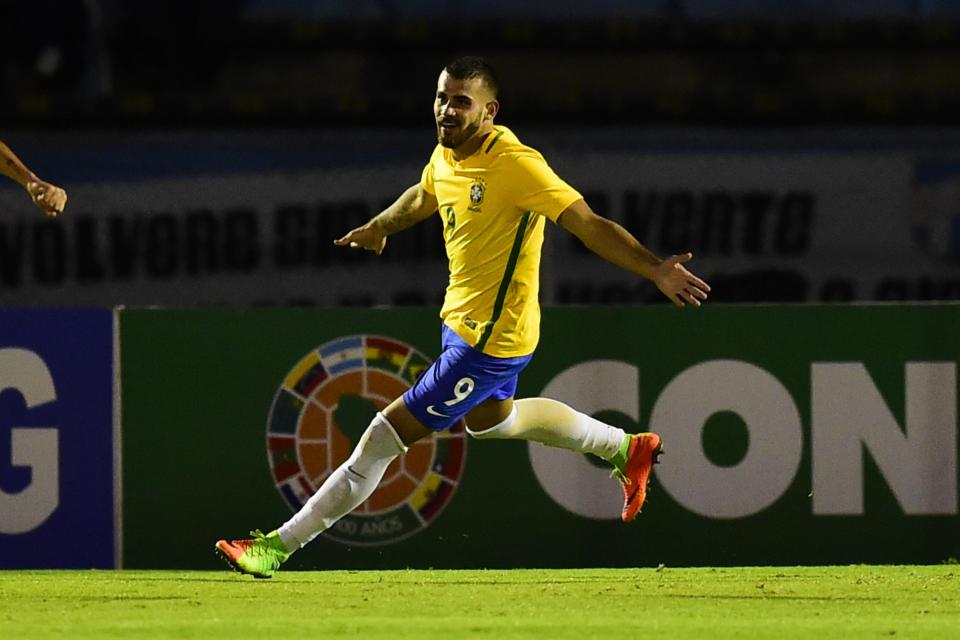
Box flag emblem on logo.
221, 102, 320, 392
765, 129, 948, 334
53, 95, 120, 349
266, 335, 467, 546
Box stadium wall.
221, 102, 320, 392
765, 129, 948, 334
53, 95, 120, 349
8, 304, 954, 570
0, 308, 117, 568
116, 306, 959, 569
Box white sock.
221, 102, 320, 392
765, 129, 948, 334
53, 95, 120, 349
277, 412, 407, 550
466, 397, 625, 460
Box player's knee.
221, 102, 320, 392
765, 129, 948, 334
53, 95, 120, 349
465, 406, 518, 440
348, 413, 408, 472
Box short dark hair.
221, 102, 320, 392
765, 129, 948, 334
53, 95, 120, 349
444, 56, 499, 98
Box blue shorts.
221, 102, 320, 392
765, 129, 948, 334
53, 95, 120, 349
402, 324, 533, 431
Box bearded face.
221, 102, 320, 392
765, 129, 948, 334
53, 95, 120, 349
437, 108, 484, 149
434, 71, 498, 154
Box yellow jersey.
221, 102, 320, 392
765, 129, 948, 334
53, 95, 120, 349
420, 125, 582, 357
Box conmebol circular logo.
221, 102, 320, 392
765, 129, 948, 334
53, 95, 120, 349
266, 335, 467, 546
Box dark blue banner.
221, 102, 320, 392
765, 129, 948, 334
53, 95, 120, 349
0, 308, 116, 568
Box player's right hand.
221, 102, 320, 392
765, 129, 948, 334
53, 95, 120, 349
334, 224, 387, 255
27, 180, 67, 218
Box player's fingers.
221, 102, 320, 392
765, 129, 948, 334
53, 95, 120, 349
687, 274, 711, 293
689, 281, 709, 299
676, 288, 700, 307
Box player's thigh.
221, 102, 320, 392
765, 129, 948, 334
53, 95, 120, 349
464, 396, 514, 431
382, 397, 434, 447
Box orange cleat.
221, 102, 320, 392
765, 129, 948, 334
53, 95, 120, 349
615, 433, 663, 522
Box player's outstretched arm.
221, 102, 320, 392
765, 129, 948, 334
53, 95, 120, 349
334, 183, 438, 255
0, 139, 67, 218
557, 198, 710, 307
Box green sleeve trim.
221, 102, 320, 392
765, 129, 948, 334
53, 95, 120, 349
475, 211, 532, 353
484, 129, 506, 154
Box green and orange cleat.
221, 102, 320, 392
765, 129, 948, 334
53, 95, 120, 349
215, 529, 291, 579
612, 433, 663, 522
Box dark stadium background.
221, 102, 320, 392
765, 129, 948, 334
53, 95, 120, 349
2, 0, 960, 306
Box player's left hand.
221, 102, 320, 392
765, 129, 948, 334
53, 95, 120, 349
27, 180, 67, 218
334, 224, 387, 255
652, 252, 711, 307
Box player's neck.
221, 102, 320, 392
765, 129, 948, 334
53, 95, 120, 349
451, 126, 496, 161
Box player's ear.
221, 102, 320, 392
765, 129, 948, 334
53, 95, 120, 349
486, 100, 499, 122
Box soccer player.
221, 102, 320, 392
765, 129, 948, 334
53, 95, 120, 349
0, 139, 67, 217
216, 56, 710, 578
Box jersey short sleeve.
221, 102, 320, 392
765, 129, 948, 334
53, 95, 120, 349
420, 158, 436, 195
511, 153, 582, 222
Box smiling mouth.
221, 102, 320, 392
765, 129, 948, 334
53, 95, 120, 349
438, 121, 459, 132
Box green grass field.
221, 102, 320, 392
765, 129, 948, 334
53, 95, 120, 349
0, 566, 957, 639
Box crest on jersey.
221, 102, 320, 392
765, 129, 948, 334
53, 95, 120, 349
469, 178, 486, 210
